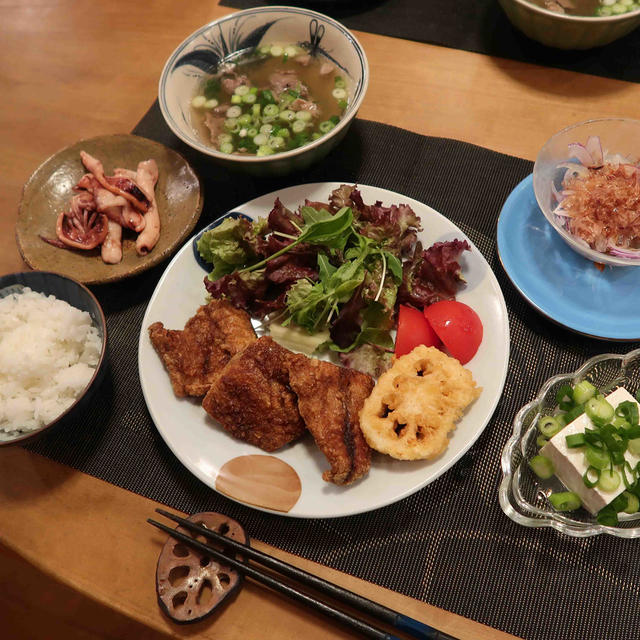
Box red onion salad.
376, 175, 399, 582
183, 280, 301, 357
552, 135, 640, 259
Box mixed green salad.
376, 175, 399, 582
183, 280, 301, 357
197, 185, 470, 376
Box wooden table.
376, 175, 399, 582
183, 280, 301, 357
2, 2, 640, 638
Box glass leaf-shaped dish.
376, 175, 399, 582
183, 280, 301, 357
500, 349, 640, 537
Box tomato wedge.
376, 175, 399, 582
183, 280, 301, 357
423, 300, 483, 365
395, 305, 442, 357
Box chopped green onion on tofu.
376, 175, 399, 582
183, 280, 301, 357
529, 455, 555, 479
549, 491, 582, 511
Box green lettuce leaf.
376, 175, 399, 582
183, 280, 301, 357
197, 217, 261, 281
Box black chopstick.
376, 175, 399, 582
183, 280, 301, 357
151, 509, 458, 640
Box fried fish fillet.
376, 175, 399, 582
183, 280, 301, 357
148, 299, 256, 397
287, 355, 374, 485
202, 337, 306, 452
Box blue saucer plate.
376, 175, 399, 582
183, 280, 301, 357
497, 174, 640, 341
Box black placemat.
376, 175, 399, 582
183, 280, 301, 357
26, 103, 640, 640
220, 0, 640, 83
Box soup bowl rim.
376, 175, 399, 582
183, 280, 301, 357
158, 5, 369, 164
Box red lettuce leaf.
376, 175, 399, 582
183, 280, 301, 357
204, 272, 286, 317
398, 239, 470, 308
328, 185, 421, 258
265, 253, 319, 286
268, 198, 303, 236
329, 282, 367, 348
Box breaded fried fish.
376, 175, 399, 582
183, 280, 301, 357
287, 355, 374, 485
202, 337, 306, 452
148, 299, 256, 397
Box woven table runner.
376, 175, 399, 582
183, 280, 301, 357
26, 102, 640, 640
220, 0, 640, 83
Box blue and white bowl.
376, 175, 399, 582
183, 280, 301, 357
159, 7, 369, 176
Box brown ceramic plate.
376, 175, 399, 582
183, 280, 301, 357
16, 134, 203, 285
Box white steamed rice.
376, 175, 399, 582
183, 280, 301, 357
0, 287, 102, 439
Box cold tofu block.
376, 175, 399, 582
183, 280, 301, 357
541, 387, 640, 515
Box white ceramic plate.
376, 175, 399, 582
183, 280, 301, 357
138, 183, 510, 518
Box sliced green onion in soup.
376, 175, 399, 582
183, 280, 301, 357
268, 136, 285, 150
291, 120, 307, 133
319, 120, 335, 134
279, 109, 296, 122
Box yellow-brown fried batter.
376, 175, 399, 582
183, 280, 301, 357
288, 354, 374, 485
359, 345, 481, 460
148, 299, 256, 397
202, 337, 306, 452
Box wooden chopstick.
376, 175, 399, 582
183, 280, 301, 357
150, 508, 457, 640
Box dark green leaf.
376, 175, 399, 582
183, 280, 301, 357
300, 207, 353, 244
384, 250, 403, 282
300, 206, 333, 225
317, 254, 337, 283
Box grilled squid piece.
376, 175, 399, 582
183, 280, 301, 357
55, 208, 108, 250
80, 150, 150, 213
112, 168, 146, 230
122, 200, 145, 232
101, 219, 123, 264
77, 174, 145, 232
135, 159, 160, 255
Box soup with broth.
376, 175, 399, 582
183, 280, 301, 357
191, 44, 348, 156
529, 0, 638, 16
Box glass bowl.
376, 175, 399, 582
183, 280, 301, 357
499, 349, 640, 537
533, 118, 640, 267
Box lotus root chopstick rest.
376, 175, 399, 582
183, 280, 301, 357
155, 511, 247, 623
